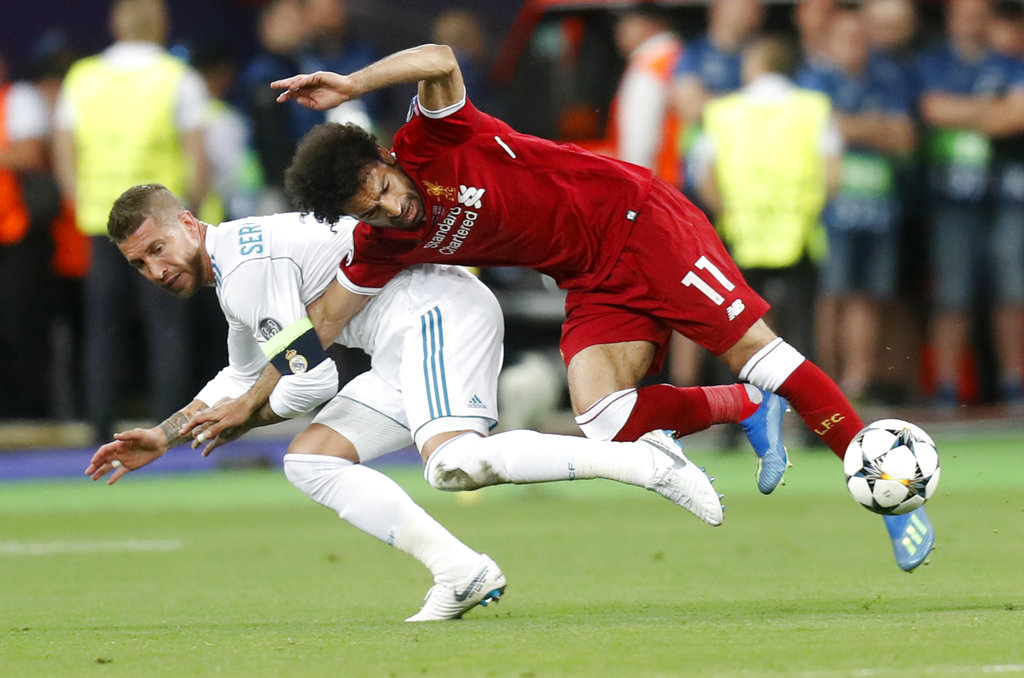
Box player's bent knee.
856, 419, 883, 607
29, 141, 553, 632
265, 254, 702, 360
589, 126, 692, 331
287, 424, 360, 462
423, 433, 495, 491
283, 453, 354, 506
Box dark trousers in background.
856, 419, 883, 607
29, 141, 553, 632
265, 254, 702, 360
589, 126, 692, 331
83, 237, 191, 442
0, 227, 51, 417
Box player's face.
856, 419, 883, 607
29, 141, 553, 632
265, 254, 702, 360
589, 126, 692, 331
118, 213, 208, 297
344, 160, 425, 230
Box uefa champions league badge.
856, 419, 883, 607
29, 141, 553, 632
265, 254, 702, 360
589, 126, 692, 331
258, 318, 282, 340
285, 349, 308, 374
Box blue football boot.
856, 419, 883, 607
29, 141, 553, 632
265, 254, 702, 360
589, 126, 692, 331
883, 506, 935, 571
739, 390, 790, 494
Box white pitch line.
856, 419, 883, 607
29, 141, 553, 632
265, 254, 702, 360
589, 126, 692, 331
0, 539, 183, 556
801, 665, 1024, 678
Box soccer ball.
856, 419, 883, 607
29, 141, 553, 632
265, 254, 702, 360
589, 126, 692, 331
843, 419, 940, 515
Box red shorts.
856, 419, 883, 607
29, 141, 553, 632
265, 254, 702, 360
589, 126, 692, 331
559, 179, 769, 373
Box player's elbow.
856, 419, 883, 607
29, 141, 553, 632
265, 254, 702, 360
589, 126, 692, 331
418, 43, 458, 77
268, 360, 339, 419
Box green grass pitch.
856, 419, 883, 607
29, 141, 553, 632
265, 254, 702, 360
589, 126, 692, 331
2, 434, 1022, 677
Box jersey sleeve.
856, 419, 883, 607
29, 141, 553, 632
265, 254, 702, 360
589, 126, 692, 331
336, 222, 406, 292
674, 38, 703, 78
1009, 56, 1024, 94
194, 315, 265, 406
219, 257, 338, 418
395, 94, 508, 164
917, 50, 946, 94
616, 65, 668, 168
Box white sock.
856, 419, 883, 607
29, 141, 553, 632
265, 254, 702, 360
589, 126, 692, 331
738, 337, 805, 392
284, 453, 479, 584
574, 388, 638, 441
424, 430, 656, 491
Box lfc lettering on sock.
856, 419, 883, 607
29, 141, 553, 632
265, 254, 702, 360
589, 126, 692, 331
814, 413, 846, 436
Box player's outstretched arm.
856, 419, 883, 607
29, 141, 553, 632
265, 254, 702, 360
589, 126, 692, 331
273, 43, 464, 113
308, 279, 370, 347
183, 283, 368, 454
85, 400, 206, 484
183, 367, 285, 457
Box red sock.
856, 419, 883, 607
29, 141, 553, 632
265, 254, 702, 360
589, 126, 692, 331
775, 360, 864, 460
702, 384, 760, 423
611, 384, 757, 442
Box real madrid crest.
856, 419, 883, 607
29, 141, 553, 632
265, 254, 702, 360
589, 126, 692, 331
285, 349, 308, 374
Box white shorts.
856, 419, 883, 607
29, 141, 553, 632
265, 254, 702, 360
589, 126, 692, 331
312, 265, 503, 461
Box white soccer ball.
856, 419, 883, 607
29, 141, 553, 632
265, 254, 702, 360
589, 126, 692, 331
843, 419, 940, 515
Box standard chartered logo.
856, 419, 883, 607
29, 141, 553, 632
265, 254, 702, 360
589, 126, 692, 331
424, 185, 486, 255
458, 185, 486, 209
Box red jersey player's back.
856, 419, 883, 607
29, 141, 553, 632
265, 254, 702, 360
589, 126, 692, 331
342, 97, 657, 291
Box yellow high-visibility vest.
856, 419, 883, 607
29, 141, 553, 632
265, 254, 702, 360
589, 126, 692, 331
703, 88, 830, 269
63, 52, 189, 235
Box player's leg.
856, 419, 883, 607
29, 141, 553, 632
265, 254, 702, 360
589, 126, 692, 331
720, 320, 934, 570
285, 391, 499, 620
82, 238, 129, 443
928, 204, 979, 407
717, 319, 864, 459
991, 203, 1024, 405
400, 267, 721, 525
565, 339, 761, 441
560, 305, 785, 493
421, 428, 723, 526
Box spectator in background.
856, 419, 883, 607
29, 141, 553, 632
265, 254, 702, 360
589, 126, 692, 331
697, 34, 841, 366
432, 8, 500, 118
237, 0, 316, 212
0, 52, 55, 418
918, 0, 1024, 408
863, 0, 921, 104
671, 0, 762, 127
983, 1, 1024, 407
306, 0, 378, 132
190, 42, 260, 224
668, 0, 761, 393
800, 9, 917, 403
989, 1, 1024, 58
608, 5, 683, 187
53, 0, 209, 443
28, 31, 90, 420
794, 0, 836, 75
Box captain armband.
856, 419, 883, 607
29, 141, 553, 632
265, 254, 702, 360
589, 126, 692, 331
260, 317, 330, 376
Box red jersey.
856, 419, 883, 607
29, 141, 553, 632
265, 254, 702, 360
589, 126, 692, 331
340, 97, 655, 293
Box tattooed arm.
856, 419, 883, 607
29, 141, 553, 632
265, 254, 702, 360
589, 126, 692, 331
85, 400, 208, 485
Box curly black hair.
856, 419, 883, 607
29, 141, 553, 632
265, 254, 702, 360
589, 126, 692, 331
285, 122, 382, 224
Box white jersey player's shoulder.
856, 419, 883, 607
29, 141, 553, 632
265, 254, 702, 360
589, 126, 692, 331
206, 213, 356, 286
206, 213, 359, 320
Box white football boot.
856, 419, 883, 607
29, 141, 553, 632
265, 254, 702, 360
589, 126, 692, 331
405, 554, 506, 622
640, 430, 724, 527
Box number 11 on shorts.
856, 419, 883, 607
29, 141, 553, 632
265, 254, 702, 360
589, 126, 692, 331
681, 256, 735, 305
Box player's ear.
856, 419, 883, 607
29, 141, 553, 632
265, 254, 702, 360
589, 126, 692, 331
179, 209, 199, 235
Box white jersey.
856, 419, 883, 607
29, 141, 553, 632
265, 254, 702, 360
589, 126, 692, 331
195, 212, 503, 450
195, 212, 347, 417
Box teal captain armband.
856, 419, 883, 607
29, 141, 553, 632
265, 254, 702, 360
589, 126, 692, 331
260, 317, 329, 375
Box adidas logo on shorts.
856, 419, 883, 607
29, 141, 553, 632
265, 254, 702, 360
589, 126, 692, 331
467, 395, 486, 409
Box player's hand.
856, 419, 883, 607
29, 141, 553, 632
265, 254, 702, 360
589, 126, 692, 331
85, 429, 166, 485
272, 71, 354, 110
183, 396, 256, 457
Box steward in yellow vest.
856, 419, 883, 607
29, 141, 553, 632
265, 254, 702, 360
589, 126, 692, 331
700, 37, 839, 270
50, 0, 210, 444
61, 53, 190, 235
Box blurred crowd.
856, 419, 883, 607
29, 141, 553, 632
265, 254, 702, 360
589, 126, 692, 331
0, 0, 1022, 443
615, 0, 1024, 420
